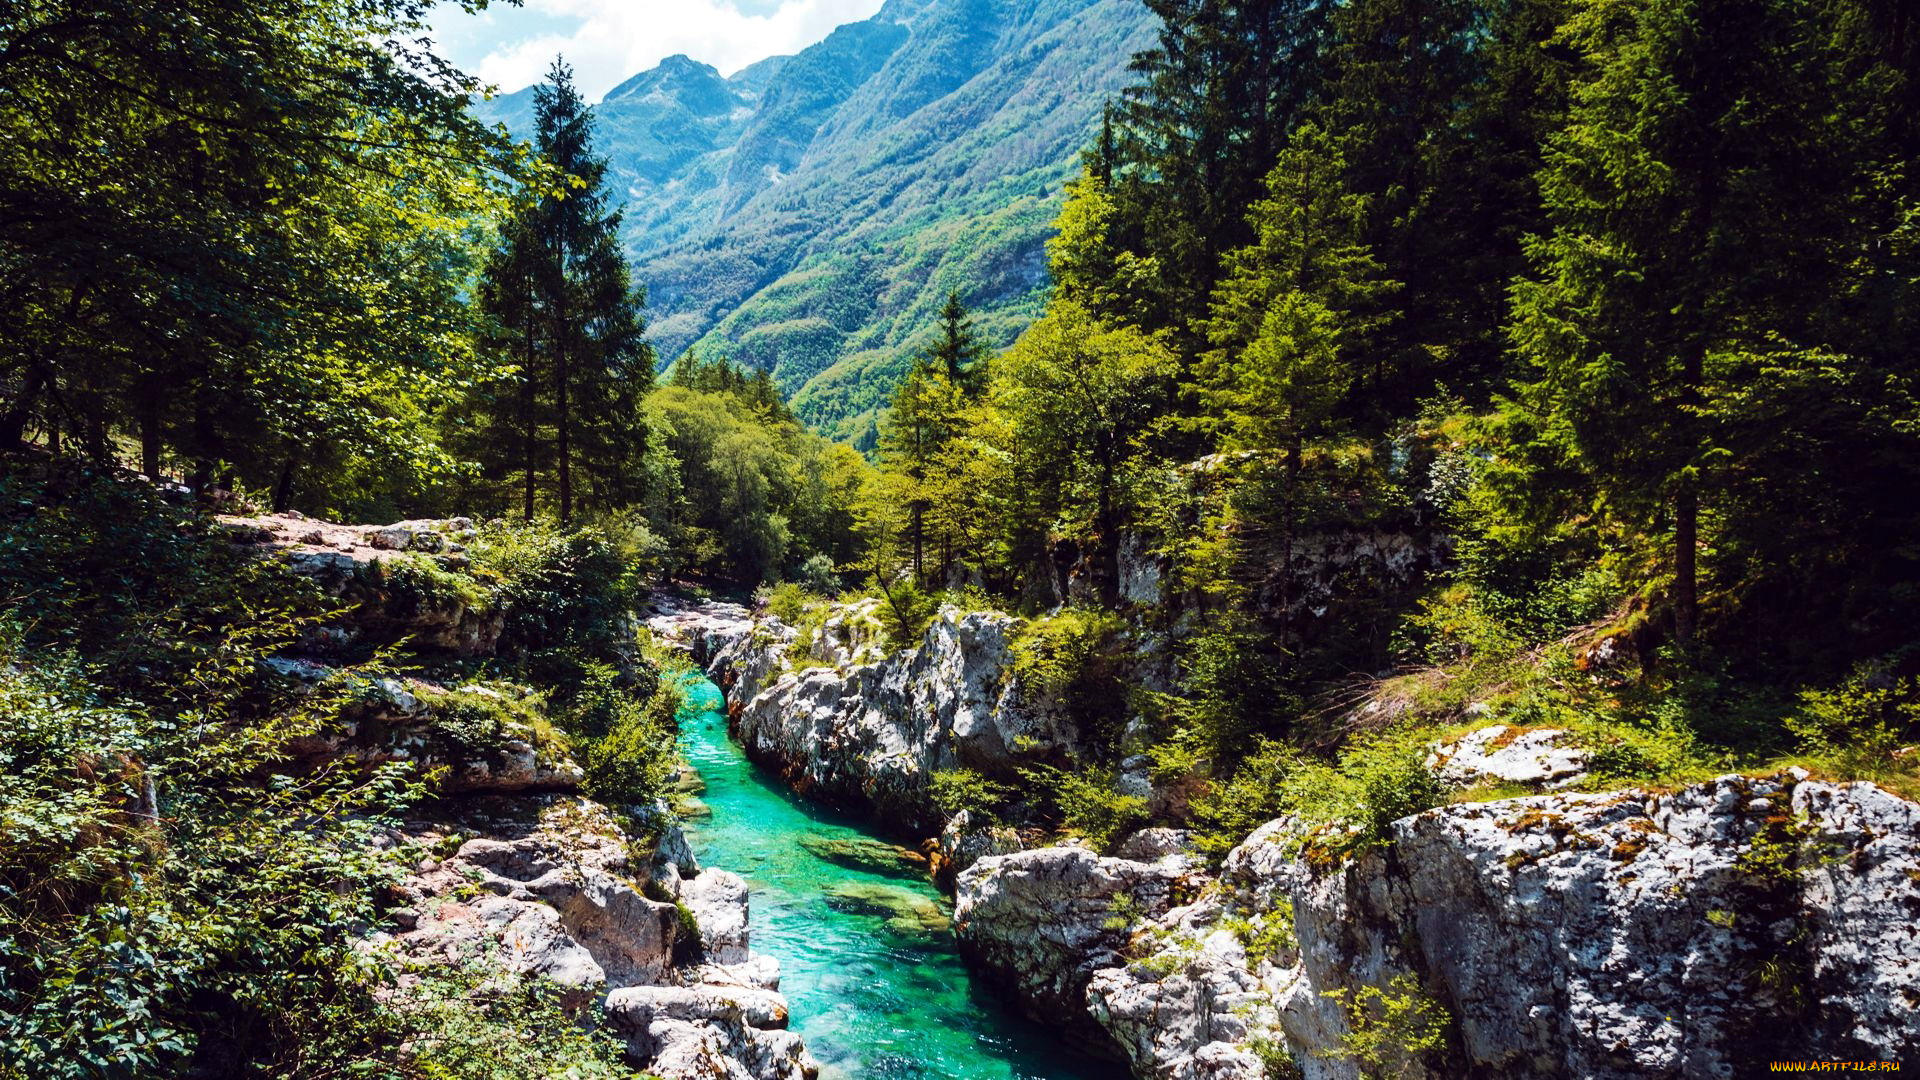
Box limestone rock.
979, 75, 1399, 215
1427, 724, 1590, 789
392, 800, 682, 990
932, 809, 1026, 887
953, 844, 1192, 1048
722, 604, 1075, 832
683, 869, 752, 964
957, 775, 1920, 1078
608, 982, 815, 1080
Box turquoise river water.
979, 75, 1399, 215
673, 673, 1106, 1080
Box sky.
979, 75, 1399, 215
429, 0, 888, 101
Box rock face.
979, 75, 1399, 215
953, 842, 1198, 1052
697, 602, 1074, 834
279, 672, 586, 795
374, 797, 815, 1080
1427, 723, 1590, 790
223, 512, 504, 655
957, 774, 1920, 1079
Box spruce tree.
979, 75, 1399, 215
476, 59, 652, 523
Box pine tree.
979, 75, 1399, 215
1116, 0, 1334, 328
1200, 123, 1395, 633
1506, 0, 1916, 653
927, 293, 988, 397
475, 59, 652, 523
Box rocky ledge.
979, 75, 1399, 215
231, 522, 818, 1080
370, 796, 812, 1080
956, 771, 1920, 1079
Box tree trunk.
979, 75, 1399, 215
554, 248, 572, 526
273, 456, 299, 511
1674, 481, 1697, 647
1096, 437, 1119, 608
1281, 432, 1301, 641
189, 401, 216, 494
522, 303, 537, 522
138, 383, 163, 480
555, 322, 571, 526
1, 367, 44, 448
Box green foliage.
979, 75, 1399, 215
1191, 730, 1444, 868
468, 518, 640, 677
1018, 764, 1148, 854
929, 768, 1016, 823
762, 582, 821, 626
871, 577, 940, 652
1010, 609, 1123, 701
1786, 668, 1920, 793
582, 677, 682, 809
0, 0, 519, 508
1225, 902, 1298, 968
414, 682, 562, 762
1009, 608, 1130, 751
1321, 974, 1452, 1078
0, 634, 431, 1079
646, 384, 874, 586
458, 60, 654, 525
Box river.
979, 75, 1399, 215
673, 672, 1106, 1080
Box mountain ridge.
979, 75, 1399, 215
476, 0, 1155, 441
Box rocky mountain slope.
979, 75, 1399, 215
477, 0, 1157, 441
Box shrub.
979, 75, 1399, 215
0, 633, 431, 1080
795, 552, 840, 594
412, 682, 563, 762
1020, 764, 1148, 853
1321, 973, 1451, 1078
1010, 607, 1130, 751
762, 581, 818, 625
872, 577, 939, 650
1786, 665, 1920, 787
468, 519, 640, 677
929, 767, 1015, 822
583, 677, 682, 808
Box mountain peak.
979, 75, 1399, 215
602, 54, 731, 112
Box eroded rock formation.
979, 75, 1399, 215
957, 772, 1920, 1078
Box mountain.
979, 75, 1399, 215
476, 0, 1156, 441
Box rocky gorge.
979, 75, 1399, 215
659, 594, 1920, 1078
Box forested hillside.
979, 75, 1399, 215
477, 0, 1157, 442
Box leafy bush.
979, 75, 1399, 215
468, 518, 641, 678
1786, 665, 1920, 789
413, 682, 564, 762
795, 552, 841, 594
762, 581, 819, 625
1010, 607, 1129, 751
1019, 764, 1147, 853
0, 634, 430, 1079
583, 677, 682, 808
929, 767, 1016, 822
872, 577, 939, 650
361, 551, 493, 616
1190, 729, 1444, 867
1321, 974, 1451, 1077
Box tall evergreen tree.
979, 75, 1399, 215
1508, 0, 1920, 657
1116, 0, 1334, 329
473, 59, 652, 524
927, 292, 989, 397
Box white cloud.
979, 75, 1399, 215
465, 0, 888, 100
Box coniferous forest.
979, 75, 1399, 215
3, 0, 1919, 1077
